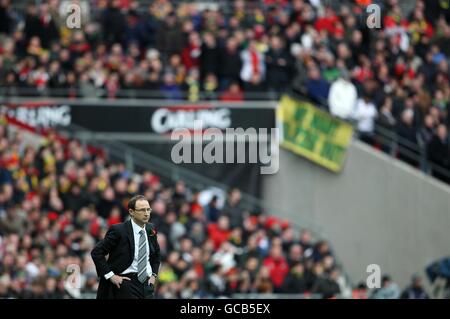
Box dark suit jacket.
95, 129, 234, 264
91, 220, 161, 299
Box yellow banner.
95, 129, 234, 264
277, 95, 353, 172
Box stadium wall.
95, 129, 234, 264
263, 139, 450, 290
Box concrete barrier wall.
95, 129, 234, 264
263, 140, 450, 290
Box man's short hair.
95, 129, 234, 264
128, 195, 147, 210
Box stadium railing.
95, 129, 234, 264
0, 87, 283, 101
373, 124, 450, 182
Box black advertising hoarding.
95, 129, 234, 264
71, 104, 275, 134
1, 101, 275, 133
2, 102, 71, 128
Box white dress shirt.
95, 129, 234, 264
104, 219, 152, 280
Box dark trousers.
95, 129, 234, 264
113, 273, 154, 299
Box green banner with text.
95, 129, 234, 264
277, 95, 353, 172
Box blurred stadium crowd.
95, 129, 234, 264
0, 0, 448, 299
0, 118, 436, 299
0, 0, 449, 180
0, 118, 351, 298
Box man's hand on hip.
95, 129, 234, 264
110, 275, 131, 288
148, 275, 156, 286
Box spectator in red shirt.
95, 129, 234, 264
181, 32, 201, 71
314, 6, 340, 36
352, 282, 369, 299
220, 82, 244, 102
263, 244, 289, 292
68, 31, 91, 59
207, 215, 231, 250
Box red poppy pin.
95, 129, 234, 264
149, 228, 157, 236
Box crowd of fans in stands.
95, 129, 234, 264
1, 117, 436, 299
0, 118, 351, 298
0, 0, 448, 298
0, 0, 449, 180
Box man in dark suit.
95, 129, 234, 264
91, 195, 161, 299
